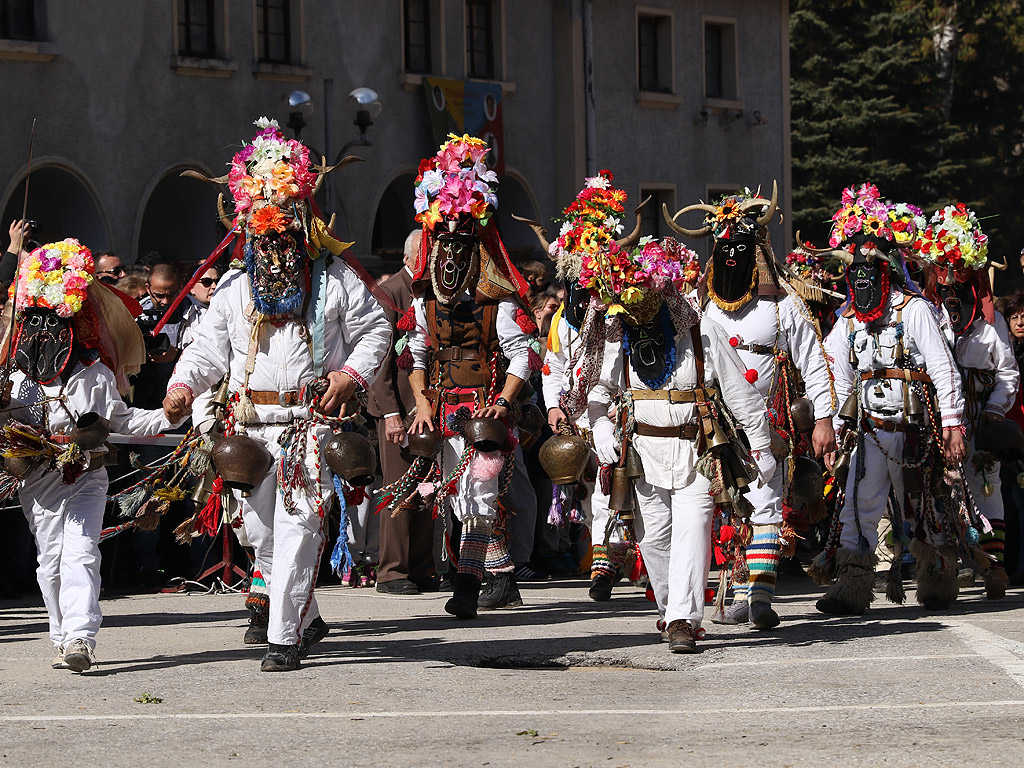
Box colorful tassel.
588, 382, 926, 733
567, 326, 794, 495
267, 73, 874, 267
396, 348, 414, 370
195, 477, 224, 538
514, 308, 538, 334
396, 306, 417, 331
329, 474, 355, 577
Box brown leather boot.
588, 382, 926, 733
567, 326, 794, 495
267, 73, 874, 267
985, 565, 1010, 600
666, 619, 698, 654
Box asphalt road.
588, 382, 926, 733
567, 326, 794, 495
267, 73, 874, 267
2, 573, 1023, 767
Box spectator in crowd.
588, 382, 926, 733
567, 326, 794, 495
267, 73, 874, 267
368, 231, 436, 594
530, 291, 560, 337
115, 274, 147, 300
520, 259, 550, 298
124, 263, 151, 279
179, 265, 220, 349
1000, 289, 1024, 583
94, 250, 126, 285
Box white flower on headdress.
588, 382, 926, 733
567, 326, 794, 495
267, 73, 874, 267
253, 116, 280, 129
414, 186, 430, 214
42, 282, 65, 307
559, 221, 572, 237
473, 162, 498, 184
604, 216, 623, 235
585, 175, 610, 190
420, 169, 444, 196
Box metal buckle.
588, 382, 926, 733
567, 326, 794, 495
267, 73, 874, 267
449, 348, 463, 362
278, 390, 300, 407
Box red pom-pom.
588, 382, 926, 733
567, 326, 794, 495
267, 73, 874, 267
719, 524, 735, 543
542, 363, 551, 376
528, 349, 544, 372
396, 306, 417, 332
515, 308, 538, 334
744, 368, 759, 384
729, 336, 740, 347
396, 349, 414, 370
645, 586, 656, 603
704, 588, 716, 604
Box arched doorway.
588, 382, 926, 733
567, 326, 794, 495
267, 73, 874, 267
137, 170, 222, 264
494, 172, 541, 262
370, 172, 417, 275
2, 165, 109, 252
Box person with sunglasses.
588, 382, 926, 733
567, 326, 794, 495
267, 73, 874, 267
94, 251, 126, 286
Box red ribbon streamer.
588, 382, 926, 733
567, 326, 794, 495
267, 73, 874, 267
152, 227, 238, 336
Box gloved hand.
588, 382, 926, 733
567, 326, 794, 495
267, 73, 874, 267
751, 449, 777, 486
592, 418, 621, 466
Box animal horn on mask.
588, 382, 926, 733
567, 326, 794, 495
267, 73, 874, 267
739, 180, 779, 228
311, 155, 364, 197
662, 202, 716, 239
512, 214, 551, 256
615, 196, 651, 249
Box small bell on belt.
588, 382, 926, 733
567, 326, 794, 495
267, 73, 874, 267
838, 392, 859, 424
905, 387, 924, 423
704, 417, 730, 451
608, 466, 635, 511
623, 445, 644, 479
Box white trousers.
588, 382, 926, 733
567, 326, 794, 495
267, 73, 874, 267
238, 423, 329, 646
21, 469, 108, 650
746, 459, 785, 526
442, 434, 499, 522
966, 439, 1004, 523
580, 473, 612, 546
634, 474, 714, 625
507, 443, 537, 565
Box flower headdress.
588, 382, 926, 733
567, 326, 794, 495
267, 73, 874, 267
886, 202, 927, 249
414, 134, 498, 231
12, 239, 94, 318
549, 170, 627, 279
227, 118, 316, 223
786, 242, 828, 285
913, 203, 989, 273
829, 183, 893, 247
578, 235, 699, 321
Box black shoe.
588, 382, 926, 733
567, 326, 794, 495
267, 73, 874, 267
588, 574, 614, 602
815, 597, 865, 616
478, 572, 523, 610
921, 598, 952, 611
438, 575, 454, 592
298, 616, 329, 659
375, 578, 420, 595
412, 574, 441, 593
749, 600, 780, 630
261, 643, 300, 672
243, 606, 269, 645
444, 573, 481, 618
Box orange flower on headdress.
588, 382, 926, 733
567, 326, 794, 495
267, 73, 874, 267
249, 206, 288, 235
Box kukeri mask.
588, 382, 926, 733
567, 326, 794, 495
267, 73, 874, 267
430, 232, 480, 305
245, 230, 306, 315
938, 281, 978, 336
709, 233, 758, 311
15, 308, 75, 385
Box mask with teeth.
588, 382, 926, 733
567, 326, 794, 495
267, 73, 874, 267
430, 226, 481, 306
937, 281, 978, 336
845, 253, 889, 322
14, 308, 76, 384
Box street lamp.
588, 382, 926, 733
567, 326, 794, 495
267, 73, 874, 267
335, 87, 381, 161
286, 90, 314, 138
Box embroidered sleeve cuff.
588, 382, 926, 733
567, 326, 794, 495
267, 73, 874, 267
383, 412, 400, 419
942, 417, 964, 430
339, 366, 367, 391
167, 383, 194, 398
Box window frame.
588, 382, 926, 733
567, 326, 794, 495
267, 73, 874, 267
465, 0, 495, 80
638, 184, 677, 241
635, 6, 674, 96
701, 16, 739, 105
0, 0, 37, 41
256, 0, 292, 65
177, 0, 216, 58
403, 0, 432, 74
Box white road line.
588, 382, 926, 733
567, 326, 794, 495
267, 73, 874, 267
0, 700, 1021, 724
946, 619, 1024, 691
709, 654, 972, 668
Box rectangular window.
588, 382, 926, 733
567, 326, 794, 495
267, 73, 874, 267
0, 0, 35, 40
466, 0, 494, 80
257, 0, 291, 64
637, 12, 672, 93
704, 20, 737, 100
178, 0, 216, 57
404, 0, 432, 74
640, 187, 676, 240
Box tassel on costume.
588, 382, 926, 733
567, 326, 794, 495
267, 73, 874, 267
469, 451, 504, 483
329, 474, 355, 577
194, 477, 224, 538
820, 548, 878, 612
234, 390, 258, 425
910, 539, 959, 608
885, 558, 906, 605
806, 550, 837, 586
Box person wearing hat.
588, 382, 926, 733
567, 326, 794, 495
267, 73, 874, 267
915, 203, 1019, 599
398, 135, 539, 620
0, 238, 174, 672
164, 118, 391, 672
814, 184, 966, 615
664, 184, 837, 630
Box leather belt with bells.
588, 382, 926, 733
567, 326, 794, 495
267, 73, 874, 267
860, 368, 931, 384
629, 387, 717, 403
248, 390, 302, 407
634, 422, 700, 440
863, 414, 909, 433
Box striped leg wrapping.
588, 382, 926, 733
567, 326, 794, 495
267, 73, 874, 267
747, 524, 781, 604
485, 528, 514, 573
591, 544, 616, 578
981, 519, 1006, 564
458, 519, 492, 581
245, 569, 269, 612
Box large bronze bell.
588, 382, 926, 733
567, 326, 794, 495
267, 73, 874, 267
976, 418, 1024, 464
770, 428, 790, 459
539, 433, 590, 485
324, 432, 376, 487
4, 455, 37, 480
622, 445, 644, 479
789, 456, 824, 510
72, 412, 110, 451
838, 392, 859, 424
211, 435, 274, 492
830, 450, 850, 487
608, 466, 635, 511
719, 447, 752, 491
790, 397, 815, 434
517, 402, 545, 448
704, 417, 730, 451
462, 417, 507, 452
407, 427, 443, 458
905, 388, 925, 423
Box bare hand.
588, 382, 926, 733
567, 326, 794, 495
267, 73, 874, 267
943, 427, 966, 465
317, 370, 356, 415
163, 387, 194, 423
409, 400, 434, 434
475, 404, 509, 420
7, 219, 29, 255
823, 450, 837, 472
548, 406, 567, 431
811, 418, 837, 458
385, 414, 407, 444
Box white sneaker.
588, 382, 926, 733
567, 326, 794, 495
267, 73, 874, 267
62, 639, 95, 672
51, 645, 68, 670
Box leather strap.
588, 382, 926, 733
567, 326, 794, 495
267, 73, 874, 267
690, 326, 705, 387
423, 389, 482, 406
434, 348, 483, 362
734, 341, 775, 355
629, 387, 718, 403
861, 368, 932, 384
248, 389, 302, 406
863, 414, 909, 433
635, 422, 700, 440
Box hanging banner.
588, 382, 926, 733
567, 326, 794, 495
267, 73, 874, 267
423, 77, 505, 176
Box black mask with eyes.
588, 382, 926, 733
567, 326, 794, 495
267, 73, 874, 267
845, 255, 889, 322
709, 233, 758, 310
623, 302, 675, 388
431, 232, 480, 306
563, 278, 590, 330
245, 230, 305, 315
938, 281, 978, 336
14, 308, 76, 385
